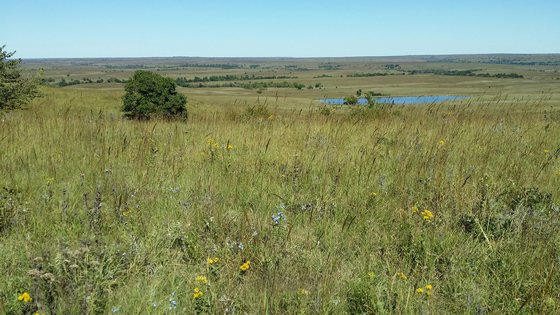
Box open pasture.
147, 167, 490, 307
1, 55, 560, 313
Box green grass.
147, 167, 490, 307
1, 67, 560, 314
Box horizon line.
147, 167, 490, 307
19, 52, 560, 60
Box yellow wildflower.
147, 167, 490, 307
18, 292, 32, 303
411, 206, 419, 213
397, 272, 407, 281
207, 257, 219, 265
371, 192, 377, 198
426, 290, 433, 296
415, 287, 424, 294
240, 260, 251, 272
438, 139, 445, 146
425, 284, 433, 290
193, 287, 203, 299
297, 288, 310, 296
207, 138, 219, 149
195, 275, 208, 284
420, 209, 434, 222
226, 144, 234, 151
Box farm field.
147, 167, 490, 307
1, 55, 560, 314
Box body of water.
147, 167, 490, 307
320, 95, 469, 105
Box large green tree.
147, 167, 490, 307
122, 70, 187, 120
0, 45, 40, 110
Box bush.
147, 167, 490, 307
122, 70, 187, 120
343, 95, 358, 105
0, 45, 40, 110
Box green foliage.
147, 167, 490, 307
122, 70, 187, 120
175, 74, 296, 85
343, 95, 358, 105
406, 68, 524, 78
0, 45, 40, 110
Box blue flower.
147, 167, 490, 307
272, 211, 287, 226
169, 292, 177, 310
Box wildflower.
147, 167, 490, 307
193, 287, 204, 299
397, 272, 407, 281
195, 275, 208, 284
226, 144, 234, 151
169, 292, 177, 310
371, 192, 378, 198
18, 292, 32, 303
438, 140, 445, 146
297, 288, 310, 296
411, 206, 419, 213
240, 260, 251, 272
34, 312, 46, 315
416, 284, 433, 297
207, 257, 219, 265
271, 212, 287, 226
420, 209, 434, 222
227, 240, 245, 252
207, 138, 219, 149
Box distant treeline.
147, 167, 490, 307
39, 76, 309, 89
176, 81, 308, 90
347, 72, 404, 78
40, 77, 127, 87
318, 64, 341, 70
406, 69, 524, 78
486, 60, 560, 66
178, 63, 244, 69
437, 57, 560, 66
284, 65, 310, 71
175, 74, 297, 85
101, 63, 246, 70
104, 64, 145, 69
344, 69, 524, 79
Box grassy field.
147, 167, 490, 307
2, 56, 560, 314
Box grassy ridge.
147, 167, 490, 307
1, 88, 559, 314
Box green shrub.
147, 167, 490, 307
122, 70, 187, 120
343, 95, 358, 105
0, 45, 40, 110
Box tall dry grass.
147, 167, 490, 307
0, 87, 559, 314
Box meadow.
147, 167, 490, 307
1, 56, 560, 314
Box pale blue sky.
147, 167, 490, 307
2, 0, 559, 58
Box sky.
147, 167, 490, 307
2, 0, 560, 58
